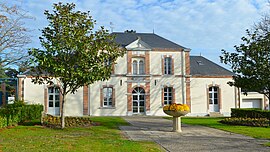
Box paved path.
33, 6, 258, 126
119, 116, 270, 152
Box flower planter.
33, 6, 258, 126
163, 103, 190, 132
163, 110, 189, 117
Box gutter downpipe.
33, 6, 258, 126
181, 49, 186, 104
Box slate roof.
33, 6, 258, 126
190, 56, 234, 76
112, 32, 186, 49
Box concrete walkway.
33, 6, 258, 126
119, 116, 270, 152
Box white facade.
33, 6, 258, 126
17, 33, 269, 116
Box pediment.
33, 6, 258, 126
126, 38, 151, 51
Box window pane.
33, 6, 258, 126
49, 95, 53, 100
49, 101, 53, 107
55, 95, 60, 100
209, 87, 212, 91
168, 101, 172, 105
214, 87, 218, 91
133, 95, 138, 100
104, 102, 107, 105
168, 97, 172, 101
133, 102, 138, 106
55, 101, 59, 107
55, 88, 59, 93
139, 95, 144, 100
49, 88, 54, 93
214, 93, 218, 98
140, 101, 144, 106
209, 93, 212, 98
139, 60, 144, 74
209, 99, 213, 104
214, 99, 218, 104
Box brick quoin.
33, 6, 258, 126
185, 51, 191, 108
83, 85, 89, 115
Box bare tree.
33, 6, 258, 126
0, 2, 32, 67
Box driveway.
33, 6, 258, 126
119, 116, 270, 152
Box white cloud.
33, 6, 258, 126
4, 0, 269, 67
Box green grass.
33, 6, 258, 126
179, 117, 270, 146
180, 117, 270, 139
0, 117, 164, 152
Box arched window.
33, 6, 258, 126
133, 60, 137, 74
139, 60, 144, 74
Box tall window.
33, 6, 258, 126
132, 59, 145, 75
103, 87, 113, 107
133, 61, 138, 74
209, 87, 218, 104
48, 87, 60, 108
164, 87, 173, 105
164, 57, 172, 75
139, 60, 145, 74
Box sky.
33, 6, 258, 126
3, 0, 269, 69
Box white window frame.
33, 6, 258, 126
132, 58, 145, 75
164, 57, 172, 75
103, 87, 113, 107
164, 87, 173, 105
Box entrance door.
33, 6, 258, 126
48, 87, 60, 115
209, 86, 219, 112
132, 87, 145, 114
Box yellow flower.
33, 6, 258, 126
163, 105, 169, 111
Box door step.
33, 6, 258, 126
209, 112, 224, 117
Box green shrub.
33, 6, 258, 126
42, 114, 93, 128
0, 101, 43, 128
220, 117, 269, 127
231, 108, 270, 119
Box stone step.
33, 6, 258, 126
209, 112, 224, 117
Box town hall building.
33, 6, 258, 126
17, 31, 268, 117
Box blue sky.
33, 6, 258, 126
3, 0, 269, 68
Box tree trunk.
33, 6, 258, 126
61, 94, 65, 129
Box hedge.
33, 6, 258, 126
42, 114, 93, 128
231, 108, 270, 119
220, 117, 269, 127
0, 101, 43, 128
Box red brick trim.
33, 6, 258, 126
1, 83, 6, 106
145, 52, 150, 75
18, 78, 24, 101
185, 52, 191, 109
127, 83, 132, 111
83, 85, 89, 115
44, 88, 48, 113
127, 51, 132, 74
145, 83, 150, 111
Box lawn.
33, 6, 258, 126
181, 117, 270, 139
180, 117, 270, 146
0, 117, 164, 152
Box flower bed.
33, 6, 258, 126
220, 117, 269, 127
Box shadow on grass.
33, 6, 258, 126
18, 120, 41, 126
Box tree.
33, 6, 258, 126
30, 2, 125, 128
220, 28, 270, 110
0, 2, 32, 67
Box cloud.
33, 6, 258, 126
4, 0, 268, 67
